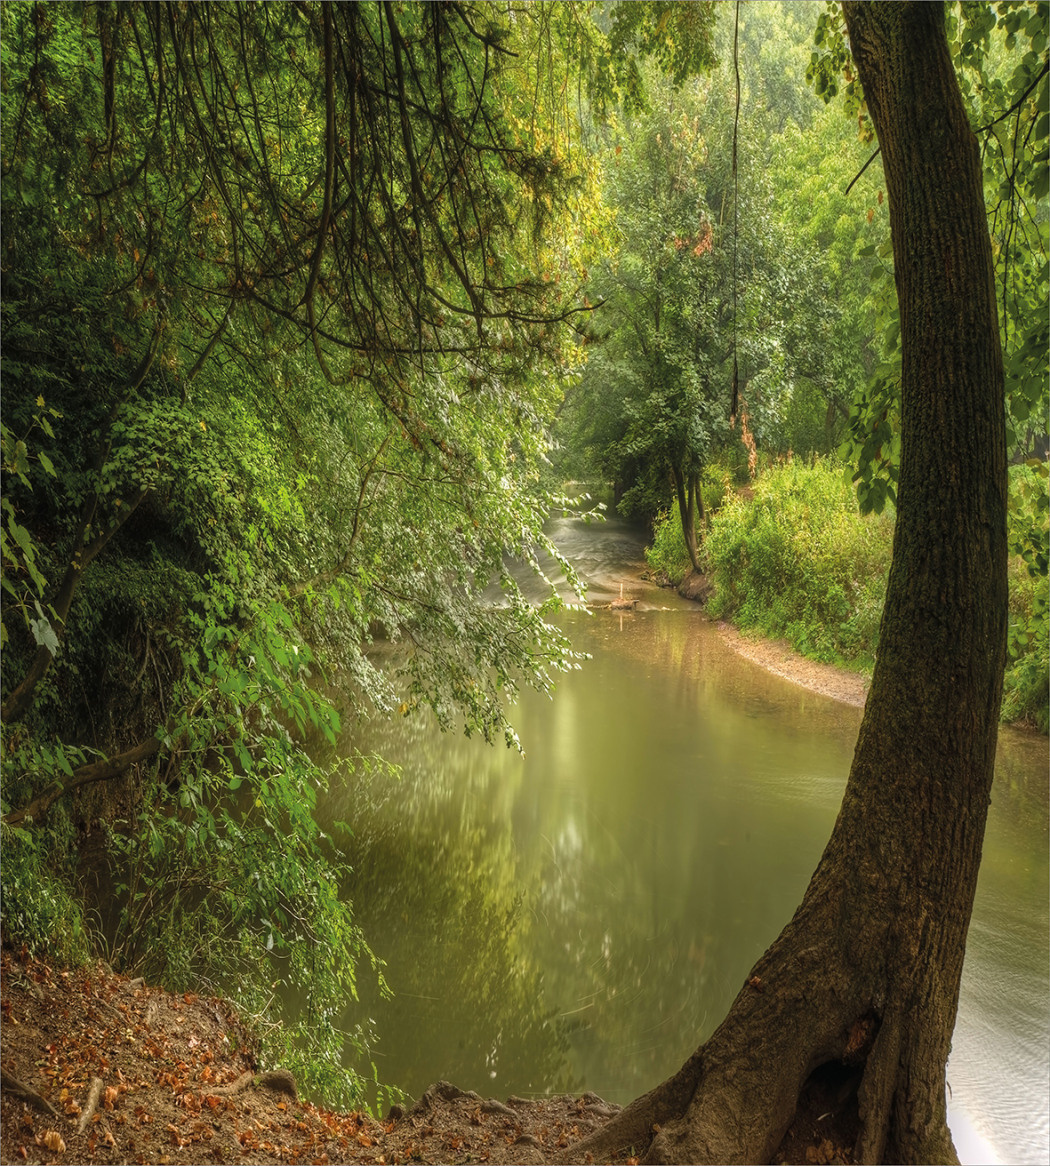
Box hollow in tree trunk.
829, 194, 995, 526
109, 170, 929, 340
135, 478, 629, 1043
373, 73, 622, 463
565, 4, 1007, 1162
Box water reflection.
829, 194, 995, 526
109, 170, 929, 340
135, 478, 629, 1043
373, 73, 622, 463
316, 525, 1048, 1165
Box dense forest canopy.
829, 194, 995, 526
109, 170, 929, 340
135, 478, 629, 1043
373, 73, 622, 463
1, 0, 1047, 1142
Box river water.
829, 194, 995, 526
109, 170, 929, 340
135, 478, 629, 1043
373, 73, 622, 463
320, 517, 1049, 1165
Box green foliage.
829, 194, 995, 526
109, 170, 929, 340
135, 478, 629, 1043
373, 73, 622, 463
645, 468, 733, 585
563, 64, 730, 531
0, 0, 628, 1106
1003, 461, 1050, 730
815, 1, 1049, 514
645, 502, 695, 587
102, 744, 382, 1113
704, 459, 894, 669
95, 590, 385, 1109
0, 815, 93, 967
702, 455, 1048, 729
558, 3, 882, 547
0, 401, 61, 649
606, 2, 719, 99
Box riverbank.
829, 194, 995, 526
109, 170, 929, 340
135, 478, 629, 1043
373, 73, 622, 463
0, 949, 855, 1165
717, 622, 870, 709
0, 949, 617, 1166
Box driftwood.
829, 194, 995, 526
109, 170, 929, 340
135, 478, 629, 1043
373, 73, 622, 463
77, 1077, 105, 1133
1, 1069, 61, 1118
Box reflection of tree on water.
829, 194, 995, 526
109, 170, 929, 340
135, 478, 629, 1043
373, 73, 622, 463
320, 751, 580, 1105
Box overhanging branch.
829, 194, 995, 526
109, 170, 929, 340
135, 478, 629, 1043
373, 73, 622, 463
2, 735, 165, 828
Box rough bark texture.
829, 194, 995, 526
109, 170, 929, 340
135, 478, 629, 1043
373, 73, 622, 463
564, 4, 1007, 1163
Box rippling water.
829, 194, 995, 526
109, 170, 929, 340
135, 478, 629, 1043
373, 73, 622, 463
317, 517, 1049, 1164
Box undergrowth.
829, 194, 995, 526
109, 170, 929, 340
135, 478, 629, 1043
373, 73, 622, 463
645, 465, 734, 585
660, 455, 1047, 730
1003, 461, 1049, 731
701, 458, 893, 671
0, 811, 94, 967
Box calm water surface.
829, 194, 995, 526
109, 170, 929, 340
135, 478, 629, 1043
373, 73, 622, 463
320, 519, 1049, 1165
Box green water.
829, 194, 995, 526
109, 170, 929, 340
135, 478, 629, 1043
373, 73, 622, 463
318, 522, 1049, 1165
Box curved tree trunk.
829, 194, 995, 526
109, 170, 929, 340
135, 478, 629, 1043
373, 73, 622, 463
566, 4, 1007, 1163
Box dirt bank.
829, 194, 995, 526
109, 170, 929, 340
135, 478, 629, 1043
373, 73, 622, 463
0, 950, 623, 1166
717, 623, 870, 708
0, 948, 854, 1166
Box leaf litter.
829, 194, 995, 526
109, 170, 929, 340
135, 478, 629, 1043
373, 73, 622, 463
0, 950, 624, 1165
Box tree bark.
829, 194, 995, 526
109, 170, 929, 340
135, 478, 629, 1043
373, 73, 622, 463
565, 4, 1006, 1162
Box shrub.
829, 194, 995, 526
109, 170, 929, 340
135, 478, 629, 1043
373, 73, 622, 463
1003, 462, 1049, 731
645, 466, 735, 585
645, 501, 693, 585
703, 457, 894, 669
0, 816, 94, 965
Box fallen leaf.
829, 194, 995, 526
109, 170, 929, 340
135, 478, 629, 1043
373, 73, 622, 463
41, 1130, 66, 1152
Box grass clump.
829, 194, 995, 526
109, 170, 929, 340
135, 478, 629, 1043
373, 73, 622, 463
703, 458, 894, 671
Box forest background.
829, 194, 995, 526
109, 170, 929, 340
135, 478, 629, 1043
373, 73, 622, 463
1, 0, 1047, 1113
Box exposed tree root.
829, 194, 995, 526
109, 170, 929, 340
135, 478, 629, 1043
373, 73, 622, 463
554, 1053, 704, 1165
0, 1070, 61, 1118
209, 1068, 298, 1102
77, 1076, 104, 1133
561, 883, 960, 1165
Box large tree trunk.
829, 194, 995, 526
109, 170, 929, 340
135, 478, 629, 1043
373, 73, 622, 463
565, 4, 1007, 1163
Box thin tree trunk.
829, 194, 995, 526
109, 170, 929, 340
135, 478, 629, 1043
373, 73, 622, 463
565, 5, 1006, 1162
672, 467, 702, 573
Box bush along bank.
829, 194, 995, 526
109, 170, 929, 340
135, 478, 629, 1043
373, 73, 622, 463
700, 458, 892, 673
648, 457, 1048, 730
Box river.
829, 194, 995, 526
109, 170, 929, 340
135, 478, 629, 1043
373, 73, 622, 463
319, 516, 1050, 1165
